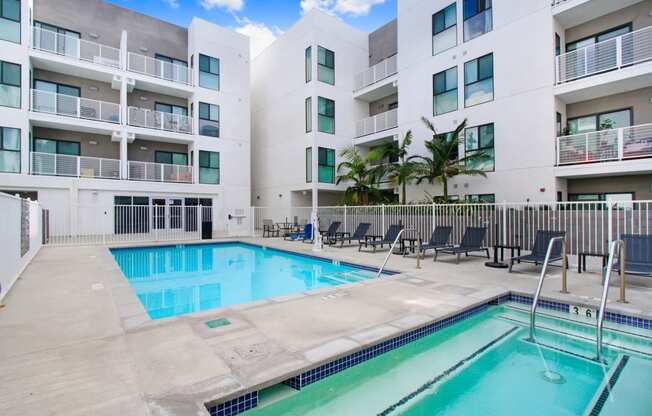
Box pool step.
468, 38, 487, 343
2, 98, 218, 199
319, 270, 373, 284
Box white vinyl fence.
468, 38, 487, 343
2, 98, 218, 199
0, 194, 42, 302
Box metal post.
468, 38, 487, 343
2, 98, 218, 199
607, 201, 613, 246
416, 240, 421, 269
619, 243, 627, 303
560, 240, 569, 294
616, 36, 623, 68
343, 205, 347, 234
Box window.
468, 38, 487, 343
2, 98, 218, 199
155, 151, 188, 166
464, 53, 493, 107
432, 3, 457, 55
199, 102, 219, 137
33, 79, 80, 115
433, 67, 457, 115
305, 97, 312, 133
199, 150, 219, 184
466, 193, 495, 203
155, 54, 188, 84
566, 24, 631, 52
436, 131, 459, 161
0, 60, 20, 108
305, 147, 312, 183
33, 138, 80, 155
569, 192, 634, 203
556, 112, 562, 136
464, 123, 494, 171
155, 102, 188, 116
555, 33, 561, 56
0, 0, 20, 43
34, 21, 80, 57
199, 54, 219, 90
463, 0, 492, 41
317, 46, 335, 85
0, 127, 19, 173
318, 97, 335, 134
305, 46, 312, 83
318, 147, 335, 183
567, 108, 632, 135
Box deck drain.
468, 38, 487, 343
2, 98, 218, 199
540, 370, 565, 384
205, 318, 231, 329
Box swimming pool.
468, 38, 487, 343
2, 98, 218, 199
241, 302, 652, 416
111, 242, 386, 319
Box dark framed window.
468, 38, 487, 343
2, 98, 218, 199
556, 112, 562, 136
155, 151, 188, 166
33, 138, 80, 155
464, 123, 494, 171
463, 0, 492, 41
465, 193, 495, 203
566, 24, 632, 52
305, 46, 312, 83
567, 108, 632, 135
0, 60, 20, 108
155, 54, 187, 67
317, 96, 335, 134
199, 102, 219, 137
199, 150, 219, 184
305, 97, 312, 133
199, 54, 220, 90
0, 0, 20, 43
305, 147, 312, 183
156, 54, 188, 84
318, 147, 335, 184
464, 53, 493, 107
555, 33, 561, 56
33, 21, 80, 56
155, 102, 188, 116
433, 66, 458, 115
0, 126, 20, 173
317, 46, 334, 85
432, 3, 457, 55
436, 131, 459, 161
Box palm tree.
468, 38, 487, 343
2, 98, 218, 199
410, 117, 488, 201
336, 147, 384, 205
376, 131, 418, 204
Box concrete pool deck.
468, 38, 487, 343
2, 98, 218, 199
0, 238, 651, 415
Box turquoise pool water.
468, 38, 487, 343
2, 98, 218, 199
111, 242, 380, 319
245, 304, 652, 415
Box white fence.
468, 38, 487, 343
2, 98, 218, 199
128, 161, 193, 183
31, 89, 121, 124
556, 25, 652, 84
128, 107, 193, 134
354, 54, 398, 91
31, 152, 121, 179
0, 194, 42, 302
127, 52, 192, 86
32, 26, 121, 69
355, 109, 399, 138
557, 123, 652, 165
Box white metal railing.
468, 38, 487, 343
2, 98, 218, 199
127, 107, 192, 134
127, 160, 193, 183
556, 123, 652, 165
31, 152, 121, 179
31, 26, 121, 69
127, 52, 192, 86
31, 89, 121, 124
355, 108, 398, 138
354, 54, 398, 91
556, 26, 652, 84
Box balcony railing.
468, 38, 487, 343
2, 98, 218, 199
127, 52, 192, 86
556, 123, 652, 165
31, 89, 121, 124
127, 161, 193, 183
354, 54, 398, 92
127, 107, 192, 134
31, 152, 121, 179
556, 25, 652, 84
355, 108, 398, 138
31, 26, 121, 69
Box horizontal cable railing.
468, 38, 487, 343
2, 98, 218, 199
127, 107, 193, 134
354, 54, 398, 91
355, 108, 398, 138
31, 152, 120, 179
31, 89, 121, 124
127, 160, 193, 183
127, 52, 192, 86
556, 25, 652, 84
556, 123, 652, 165
31, 26, 121, 69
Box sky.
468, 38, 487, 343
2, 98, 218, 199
107, 0, 397, 58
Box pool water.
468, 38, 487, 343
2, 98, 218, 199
111, 242, 380, 319
244, 303, 652, 416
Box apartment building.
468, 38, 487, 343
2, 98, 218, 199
252, 0, 652, 207
0, 0, 251, 237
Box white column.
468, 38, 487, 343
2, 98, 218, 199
192, 145, 200, 184
120, 133, 128, 180
120, 30, 128, 71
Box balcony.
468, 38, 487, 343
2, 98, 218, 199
127, 52, 192, 86
31, 152, 121, 179
552, 0, 645, 28
127, 107, 193, 135
31, 89, 121, 124
127, 161, 193, 183
353, 55, 398, 101
355, 109, 398, 138
31, 26, 121, 69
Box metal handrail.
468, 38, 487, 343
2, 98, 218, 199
528, 237, 567, 342
375, 228, 412, 278
596, 239, 624, 362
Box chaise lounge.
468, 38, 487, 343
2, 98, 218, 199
359, 224, 404, 252
434, 227, 489, 264
613, 234, 652, 276
412, 226, 453, 259
327, 222, 371, 247
509, 230, 566, 272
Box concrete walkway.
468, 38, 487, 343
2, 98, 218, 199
0, 238, 650, 415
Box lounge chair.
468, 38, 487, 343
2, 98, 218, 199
320, 221, 342, 240
359, 224, 404, 252
613, 234, 652, 276
327, 223, 371, 247
262, 219, 279, 238
411, 226, 453, 259
434, 227, 489, 264
509, 230, 566, 272
298, 223, 313, 243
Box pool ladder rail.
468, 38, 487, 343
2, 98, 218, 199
375, 228, 415, 278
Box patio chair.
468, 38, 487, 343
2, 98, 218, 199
613, 234, 652, 276
299, 223, 314, 243
285, 223, 310, 241
320, 221, 342, 240
327, 222, 371, 247
434, 227, 489, 264
509, 230, 566, 272
262, 219, 279, 238
413, 226, 453, 260
359, 224, 404, 252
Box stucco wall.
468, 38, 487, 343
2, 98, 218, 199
32, 128, 119, 159
369, 19, 398, 66
567, 175, 652, 199
127, 140, 189, 163
565, 0, 652, 45
566, 87, 652, 125
127, 89, 189, 113
33, 69, 119, 104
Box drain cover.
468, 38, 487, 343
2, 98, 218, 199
541, 370, 566, 384
205, 318, 230, 329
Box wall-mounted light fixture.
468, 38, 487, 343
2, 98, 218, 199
88, 140, 98, 145
139, 46, 149, 53
88, 32, 99, 39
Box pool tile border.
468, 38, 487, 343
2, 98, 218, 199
207, 392, 257, 416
